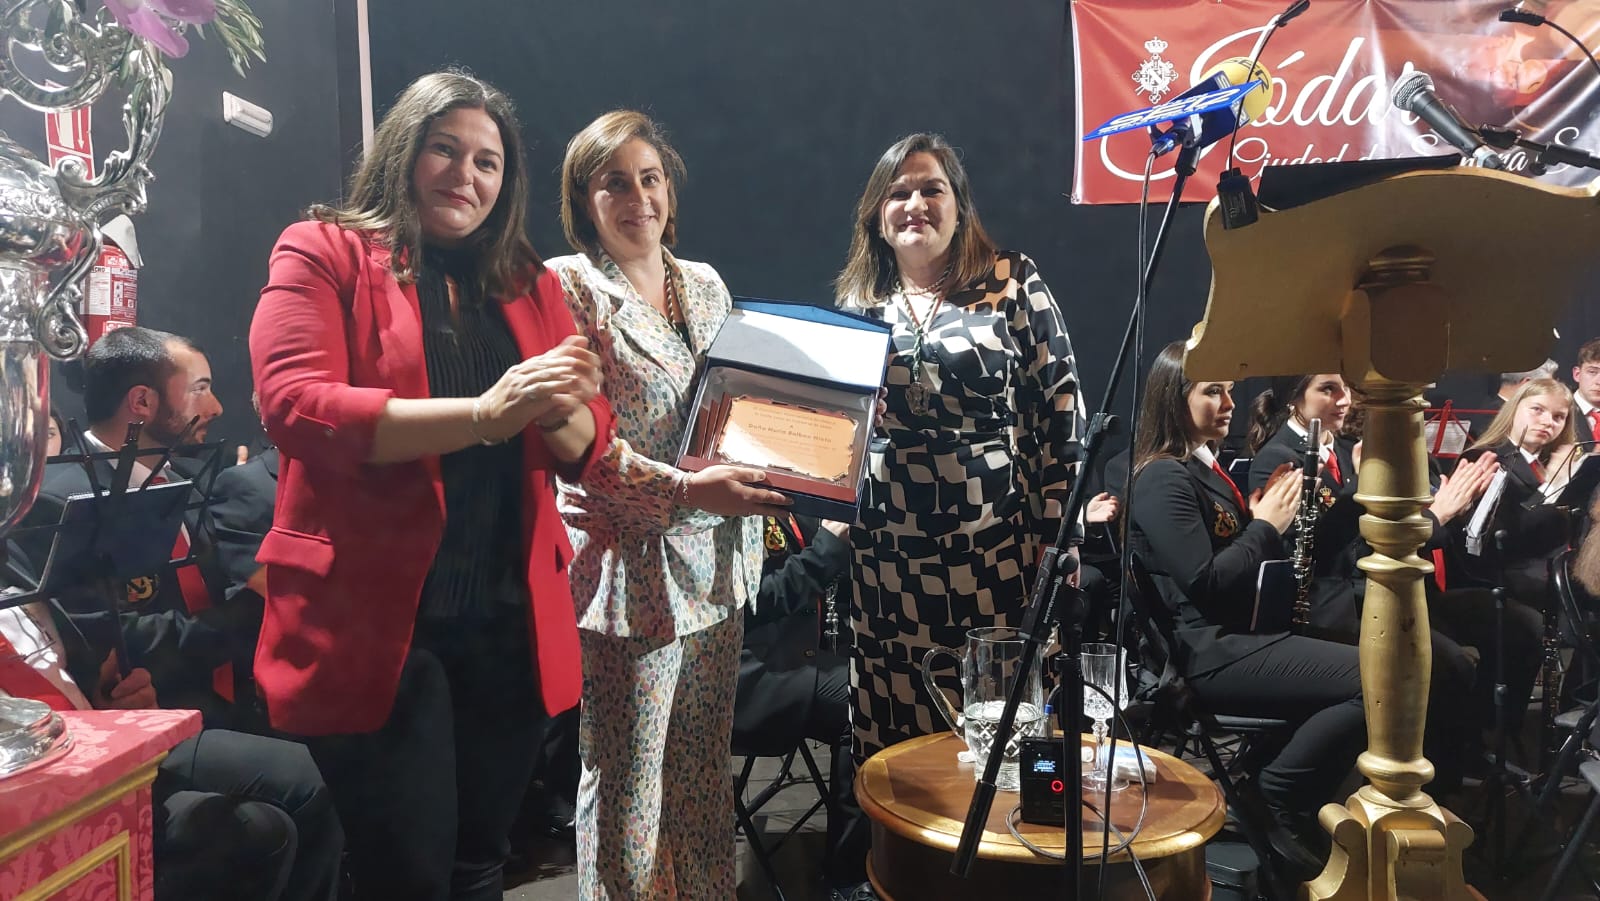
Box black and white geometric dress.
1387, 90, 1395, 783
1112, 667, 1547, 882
847, 250, 1083, 761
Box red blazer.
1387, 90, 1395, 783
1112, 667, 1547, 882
249, 220, 613, 736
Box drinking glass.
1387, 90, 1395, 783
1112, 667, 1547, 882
1081, 642, 1129, 793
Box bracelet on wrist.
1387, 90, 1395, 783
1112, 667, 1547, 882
469, 396, 504, 446
675, 471, 694, 506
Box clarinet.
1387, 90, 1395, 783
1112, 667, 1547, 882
1291, 420, 1324, 632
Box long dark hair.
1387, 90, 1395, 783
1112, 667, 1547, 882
835, 133, 998, 309
309, 69, 540, 300
1132, 342, 1201, 475
1245, 375, 1314, 454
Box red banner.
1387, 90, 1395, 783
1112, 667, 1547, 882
1071, 0, 1600, 203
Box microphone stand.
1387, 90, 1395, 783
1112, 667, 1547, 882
1476, 124, 1600, 174
950, 135, 1204, 894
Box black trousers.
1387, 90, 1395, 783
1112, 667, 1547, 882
1191, 636, 1366, 817
807, 653, 870, 888
1430, 587, 1543, 738
154, 730, 343, 901
299, 609, 547, 901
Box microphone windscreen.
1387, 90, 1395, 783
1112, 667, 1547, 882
1206, 57, 1275, 125
1390, 71, 1433, 112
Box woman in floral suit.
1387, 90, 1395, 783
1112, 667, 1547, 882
548, 110, 788, 899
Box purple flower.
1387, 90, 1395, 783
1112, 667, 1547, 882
104, 0, 218, 58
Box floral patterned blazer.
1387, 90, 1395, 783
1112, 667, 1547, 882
549, 250, 764, 640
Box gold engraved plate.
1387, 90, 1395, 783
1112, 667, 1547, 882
716, 396, 857, 483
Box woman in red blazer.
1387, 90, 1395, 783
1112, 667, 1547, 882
249, 71, 613, 901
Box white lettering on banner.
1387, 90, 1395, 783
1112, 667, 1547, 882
1073, 0, 1600, 202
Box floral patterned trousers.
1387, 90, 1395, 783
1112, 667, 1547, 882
576, 614, 743, 899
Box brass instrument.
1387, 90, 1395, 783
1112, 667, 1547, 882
1291, 420, 1324, 631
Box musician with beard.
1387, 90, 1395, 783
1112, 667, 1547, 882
14, 326, 255, 729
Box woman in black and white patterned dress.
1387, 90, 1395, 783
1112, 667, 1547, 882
835, 133, 1083, 761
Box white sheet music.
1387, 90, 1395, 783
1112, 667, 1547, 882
1424, 419, 1471, 457
1466, 469, 1508, 556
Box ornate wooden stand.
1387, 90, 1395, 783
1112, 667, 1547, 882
1185, 165, 1600, 899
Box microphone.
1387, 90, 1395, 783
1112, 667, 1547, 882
1151, 57, 1274, 157
1498, 8, 1600, 81
1220, 0, 1310, 229
1279, 0, 1311, 25
1499, 8, 1545, 25
1390, 71, 1506, 169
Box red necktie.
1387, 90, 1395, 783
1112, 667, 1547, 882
0, 632, 76, 711
1589, 409, 1600, 443
1211, 460, 1247, 513
1323, 451, 1342, 486
151, 475, 234, 702
1530, 458, 1546, 484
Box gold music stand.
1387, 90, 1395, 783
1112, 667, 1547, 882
1185, 165, 1600, 900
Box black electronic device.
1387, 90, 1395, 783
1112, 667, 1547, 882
1019, 736, 1069, 826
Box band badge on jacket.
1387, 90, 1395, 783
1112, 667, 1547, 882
1212, 503, 1239, 538
126, 575, 158, 605
1319, 484, 1336, 510
763, 516, 791, 556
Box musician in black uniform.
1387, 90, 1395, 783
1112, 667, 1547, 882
1457, 377, 1581, 608
1128, 343, 1365, 836
732, 512, 862, 894
14, 328, 257, 728
1245, 374, 1363, 638
1246, 374, 1539, 781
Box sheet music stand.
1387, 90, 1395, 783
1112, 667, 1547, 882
1185, 162, 1600, 900
0, 429, 224, 679
1550, 454, 1600, 510
1423, 401, 1493, 459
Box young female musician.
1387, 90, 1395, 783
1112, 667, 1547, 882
1245, 374, 1364, 638
1128, 343, 1364, 837
1459, 377, 1581, 609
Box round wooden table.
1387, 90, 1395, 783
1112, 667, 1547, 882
856, 733, 1225, 900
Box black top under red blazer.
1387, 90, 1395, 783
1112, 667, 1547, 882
1129, 454, 1289, 678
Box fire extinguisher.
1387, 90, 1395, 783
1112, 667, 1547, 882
83, 235, 138, 345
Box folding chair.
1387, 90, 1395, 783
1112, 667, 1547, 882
1125, 556, 1317, 900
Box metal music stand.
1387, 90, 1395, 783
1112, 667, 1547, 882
0, 422, 225, 679
1186, 162, 1600, 900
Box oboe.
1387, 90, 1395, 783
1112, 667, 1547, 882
1290, 420, 1324, 631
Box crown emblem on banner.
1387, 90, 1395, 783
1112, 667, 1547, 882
1134, 36, 1179, 102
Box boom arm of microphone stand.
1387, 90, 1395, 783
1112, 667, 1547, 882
949, 160, 1197, 883
1477, 124, 1600, 173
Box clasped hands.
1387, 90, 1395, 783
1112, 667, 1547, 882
474, 336, 604, 442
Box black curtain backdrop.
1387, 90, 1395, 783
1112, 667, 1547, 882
365, 0, 1598, 451
5, 1, 1590, 459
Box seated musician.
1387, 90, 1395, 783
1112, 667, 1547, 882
1456, 377, 1583, 610
1247, 376, 1539, 782
0, 554, 343, 901
1244, 374, 1363, 638
1127, 343, 1364, 845
1578, 493, 1600, 596
734, 513, 861, 895
13, 328, 257, 729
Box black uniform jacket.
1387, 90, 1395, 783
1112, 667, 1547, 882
12, 448, 255, 718
1248, 427, 1363, 636
1130, 454, 1290, 678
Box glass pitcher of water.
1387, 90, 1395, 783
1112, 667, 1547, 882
921, 626, 1045, 792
